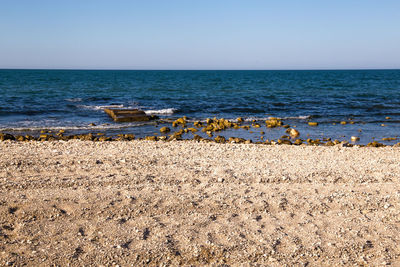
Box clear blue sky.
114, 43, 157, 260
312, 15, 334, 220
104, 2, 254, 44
1, 0, 399, 69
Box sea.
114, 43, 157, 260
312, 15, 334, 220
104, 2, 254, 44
1, 69, 400, 145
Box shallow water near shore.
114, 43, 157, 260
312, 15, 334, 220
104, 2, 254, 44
1, 69, 400, 144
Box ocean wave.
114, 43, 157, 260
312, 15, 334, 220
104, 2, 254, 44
65, 98, 82, 102
243, 115, 310, 122
281, 115, 311, 120
144, 108, 177, 115
77, 104, 125, 110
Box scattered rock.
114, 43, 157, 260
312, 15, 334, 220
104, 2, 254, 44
160, 127, 171, 133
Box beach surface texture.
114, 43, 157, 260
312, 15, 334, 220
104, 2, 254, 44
1, 140, 399, 266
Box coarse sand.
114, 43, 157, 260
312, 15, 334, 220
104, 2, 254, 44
1, 140, 400, 266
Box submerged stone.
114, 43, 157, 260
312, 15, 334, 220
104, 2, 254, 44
293, 139, 303, 145
382, 137, 397, 141
160, 127, 171, 133
145, 136, 158, 141
289, 128, 300, 138
0, 133, 15, 141
265, 118, 282, 128
214, 135, 226, 143
367, 141, 385, 147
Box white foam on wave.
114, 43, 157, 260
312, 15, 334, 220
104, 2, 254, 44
144, 108, 177, 115
77, 104, 125, 111
281, 115, 311, 120
65, 98, 82, 102
243, 115, 310, 121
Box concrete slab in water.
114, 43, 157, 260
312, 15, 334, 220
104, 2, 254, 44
104, 108, 154, 122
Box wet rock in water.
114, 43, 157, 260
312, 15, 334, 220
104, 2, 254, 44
187, 127, 198, 133
193, 121, 203, 128
367, 141, 385, 147
80, 133, 94, 141
340, 121, 347, 125
104, 109, 155, 122
124, 134, 135, 140
308, 122, 318, 126
237, 117, 244, 123
382, 137, 396, 141
15, 135, 26, 141
172, 117, 186, 127
168, 132, 183, 141
278, 139, 292, 145
0, 133, 15, 141
293, 139, 303, 145
145, 136, 158, 141
200, 118, 234, 132
306, 138, 319, 145
325, 141, 335, 146
265, 117, 282, 128
289, 128, 300, 138
228, 137, 246, 143
98, 136, 112, 142
193, 134, 203, 141
89, 123, 96, 126
386, 116, 391, 120
351, 136, 360, 142
25, 135, 34, 141
214, 136, 226, 143
39, 134, 49, 140
244, 139, 252, 144
252, 123, 261, 128
159, 127, 171, 133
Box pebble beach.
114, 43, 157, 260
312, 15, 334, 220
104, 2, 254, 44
1, 140, 400, 266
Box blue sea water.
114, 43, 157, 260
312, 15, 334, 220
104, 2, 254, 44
1, 69, 400, 144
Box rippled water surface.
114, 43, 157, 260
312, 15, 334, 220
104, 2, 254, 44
1, 69, 400, 144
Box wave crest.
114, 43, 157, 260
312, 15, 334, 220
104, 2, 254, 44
144, 108, 177, 115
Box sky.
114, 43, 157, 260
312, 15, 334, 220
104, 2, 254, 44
0, 0, 399, 70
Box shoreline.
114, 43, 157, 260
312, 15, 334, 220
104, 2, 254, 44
1, 140, 400, 265
2, 116, 400, 146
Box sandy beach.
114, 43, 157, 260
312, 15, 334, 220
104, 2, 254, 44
1, 140, 399, 266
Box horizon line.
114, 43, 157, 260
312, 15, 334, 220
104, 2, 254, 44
1, 68, 400, 71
